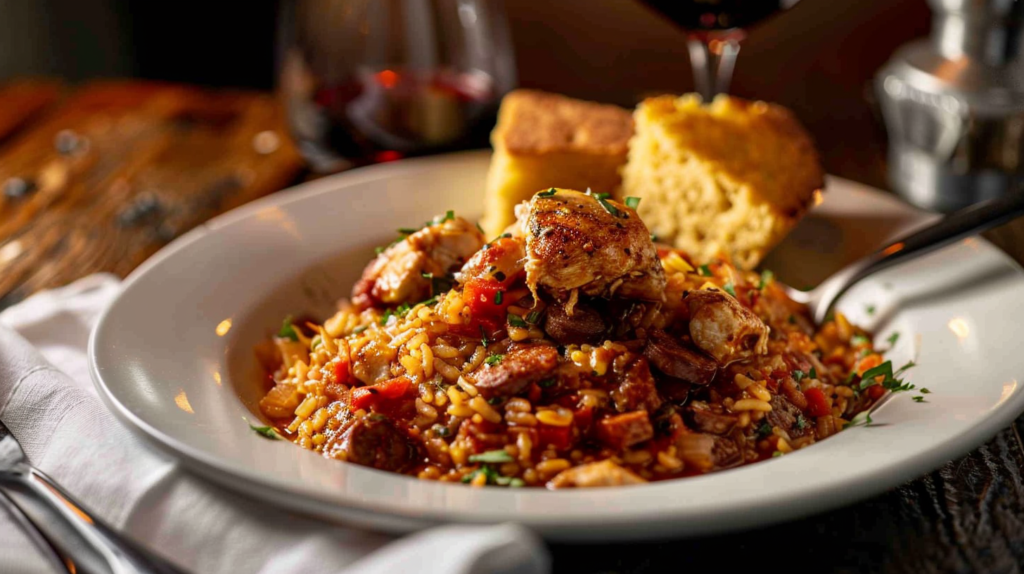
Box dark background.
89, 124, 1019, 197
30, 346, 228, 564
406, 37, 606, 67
0, 0, 932, 188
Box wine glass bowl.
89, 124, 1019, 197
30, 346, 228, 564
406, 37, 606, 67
278, 0, 517, 172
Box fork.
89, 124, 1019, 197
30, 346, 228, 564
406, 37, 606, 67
785, 190, 1024, 325
0, 420, 186, 574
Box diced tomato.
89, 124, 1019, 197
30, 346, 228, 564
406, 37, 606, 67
469, 419, 502, 434
804, 387, 831, 417
537, 424, 572, 450
573, 405, 594, 431
463, 278, 515, 319
866, 384, 886, 400
332, 356, 351, 384
349, 376, 412, 411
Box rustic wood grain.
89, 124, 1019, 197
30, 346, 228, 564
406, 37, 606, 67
0, 79, 61, 144
0, 81, 303, 308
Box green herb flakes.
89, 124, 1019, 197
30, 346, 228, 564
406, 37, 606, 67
244, 418, 281, 440
866, 304, 876, 315
698, 264, 712, 277
538, 378, 556, 389
494, 291, 504, 305
525, 311, 542, 325
278, 316, 299, 342
432, 424, 451, 438
507, 313, 528, 328
485, 354, 504, 366
886, 332, 900, 346
625, 196, 641, 209
758, 269, 774, 290
792, 370, 806, 382
723, 282, 737, 297
469, 449, 514, 464
352, 325, 368, 334
538, 188, 557, 197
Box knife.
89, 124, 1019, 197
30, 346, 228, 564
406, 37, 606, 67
0, 420, 187, 574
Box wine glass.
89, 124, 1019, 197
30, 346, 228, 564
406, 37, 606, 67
637, 0, 801, 100
277, 0, 517, 173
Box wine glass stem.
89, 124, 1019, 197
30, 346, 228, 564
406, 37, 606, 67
686, 38, 741, 100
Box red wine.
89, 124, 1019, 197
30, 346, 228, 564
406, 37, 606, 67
638, 0, 793, 36
282, 61, 500, 169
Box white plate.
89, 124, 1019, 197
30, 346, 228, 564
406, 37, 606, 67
90, 150, 1024, 541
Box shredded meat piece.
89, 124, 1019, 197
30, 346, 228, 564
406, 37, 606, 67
596, 411, 655, 449
519, 190, 666, 303
609, 355, 662, 413
473, 344, 559, 398
767, 394, 810, 439
457, 235, 526, 284
643, 329, 718, 385
684, 403, 737, 435
543, 301, 606, 346
675, 432, 742, 472
327, 416, 419, 473
547, 460, 647, 488
353, 216, 485, 309
685, 289, 770, 365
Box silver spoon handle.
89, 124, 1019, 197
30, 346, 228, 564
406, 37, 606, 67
813, 190, 1024, 323
0, 463, 186, 574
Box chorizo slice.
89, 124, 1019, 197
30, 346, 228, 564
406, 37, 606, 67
643, 329, 718, 385
473, 344, 559, 398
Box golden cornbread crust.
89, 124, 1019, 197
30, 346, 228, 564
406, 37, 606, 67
622, 94, 825, 270
481, 90, 634, 237
494, 90, 633, 156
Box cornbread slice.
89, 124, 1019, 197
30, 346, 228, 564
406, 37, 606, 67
480, 90, 634, 237
621, 94, 824, 270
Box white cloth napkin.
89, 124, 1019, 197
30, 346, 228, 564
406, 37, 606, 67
0, 274, 550, 574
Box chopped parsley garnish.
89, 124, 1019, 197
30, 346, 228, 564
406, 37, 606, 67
374, 246, 385, 254
858, 360, 918, 393
844, 412, 874, 429
379, 309, 395, 325
397, 227, 419, 235
480, 326, 489, 347
758, 269, 774, 290
698, 264, 712, 277
792, 370, 806, 382
912, 396, 926, 402
278, 316, 299, 341
794, 414, 807, 430
586, 189, 627, 218
788, 314, 797, 324
886, 332, 900, 346
537, 188, 557, 197
537, 378, 556, 388
866, 304, 876, 315
396, 302, 411, 316
507, 313, 528, 328
421, 272, 454, 296
494, 291, 504, 305
650, 233, 659, 243
352, 325, 368, 334
461, 465, 498, 484
476, 221, 485, 234
311, 335, 322, 350
432, 424, 451, 438
920, 388, 931, 394
469, 449, 514, 464
851, 334, 870, 346
444, 210, 455, 222
756, 420, 773, 439
772, 451, 785, 458
723, 282, 737, 297
809, 367, 818, 380
525, 311, 542, 325
625, 196, 641, 209
485, 354, 504, 366
244, 418, 281, 440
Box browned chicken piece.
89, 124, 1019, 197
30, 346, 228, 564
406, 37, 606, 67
596, 411, 655, 449
643, 329, 718, 385
353, 216, 485, 309
472, 344, 559, 398
518, 189, 666, 304
457, 235, 526, 284
675, 432, 742, 472
350, 339, 396, 384
684, 402, 737, 435
547, 459, 647, 488
685, 289, 769, 365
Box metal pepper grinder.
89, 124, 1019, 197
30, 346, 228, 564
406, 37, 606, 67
876, 0, 1024, 212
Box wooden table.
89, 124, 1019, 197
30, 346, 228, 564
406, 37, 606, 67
3, 80, 1023, 573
